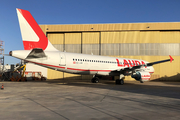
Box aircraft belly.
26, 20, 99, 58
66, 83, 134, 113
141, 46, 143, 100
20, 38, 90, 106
97, 71, 109, 76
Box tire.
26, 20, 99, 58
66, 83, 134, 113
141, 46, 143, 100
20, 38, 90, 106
120, 79, 124, 85
95, 77, 99, 83
91, 79, 95, 83
91, 77, 99, 83
116, 79, 124, 85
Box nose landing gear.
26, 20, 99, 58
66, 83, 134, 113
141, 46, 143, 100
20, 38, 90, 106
115, 79, 124, 85
115, 74, 125, 85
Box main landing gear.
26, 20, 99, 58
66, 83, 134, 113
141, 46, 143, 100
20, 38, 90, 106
115, 79, 124, 85
91, 75, 125, 85
91, 75, 99, 83
116, 74, 125, 85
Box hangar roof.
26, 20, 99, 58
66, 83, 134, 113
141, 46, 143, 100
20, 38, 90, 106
40, 22, 180, 33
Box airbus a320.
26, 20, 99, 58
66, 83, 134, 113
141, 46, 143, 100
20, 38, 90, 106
9, 8, 174, 85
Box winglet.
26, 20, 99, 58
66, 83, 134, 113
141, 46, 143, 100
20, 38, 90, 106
169, 55, 174, 63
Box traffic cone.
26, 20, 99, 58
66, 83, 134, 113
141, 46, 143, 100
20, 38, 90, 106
1, 83, 4, 90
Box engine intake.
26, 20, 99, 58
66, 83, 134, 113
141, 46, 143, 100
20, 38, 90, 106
131, 71, 151, 82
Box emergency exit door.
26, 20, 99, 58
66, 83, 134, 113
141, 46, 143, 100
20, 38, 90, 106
59, 53, 66, 66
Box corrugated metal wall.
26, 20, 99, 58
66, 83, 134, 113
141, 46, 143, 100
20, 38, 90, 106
40, 22, 180, 81
65, 33, 81, 53
64, 33, 82, 79
82, 32, 100, 79
82, 32, 100, 55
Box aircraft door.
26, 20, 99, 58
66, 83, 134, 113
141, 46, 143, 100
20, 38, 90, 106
59, 53, 66, 66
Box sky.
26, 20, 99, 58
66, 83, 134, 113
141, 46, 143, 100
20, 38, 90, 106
0, 0, 180, 65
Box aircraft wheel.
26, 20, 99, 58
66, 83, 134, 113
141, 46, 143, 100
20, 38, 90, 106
91, 77, 99, 83
116, 79, 124, 85
120, 79, 124, 85
91, 78, 95, 83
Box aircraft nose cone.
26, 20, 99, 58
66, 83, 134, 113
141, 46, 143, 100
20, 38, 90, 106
9, 51, 12, 56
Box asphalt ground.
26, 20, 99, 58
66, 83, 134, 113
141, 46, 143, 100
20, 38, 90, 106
0, 79, 180, 120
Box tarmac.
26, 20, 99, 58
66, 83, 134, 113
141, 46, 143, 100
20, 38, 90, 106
0, 79, 180, 120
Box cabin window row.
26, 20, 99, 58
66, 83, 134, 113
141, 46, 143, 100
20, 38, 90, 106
72, 58, 137, 65
73, 58, 118, 64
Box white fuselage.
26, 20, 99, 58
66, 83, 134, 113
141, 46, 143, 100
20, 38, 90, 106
11, 50, 154, 76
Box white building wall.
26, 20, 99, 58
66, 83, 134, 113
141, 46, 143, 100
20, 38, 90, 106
26, 63, 47, 78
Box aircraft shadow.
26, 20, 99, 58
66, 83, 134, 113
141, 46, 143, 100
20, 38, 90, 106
151, 73, 180, 84
45, 75, 180, 100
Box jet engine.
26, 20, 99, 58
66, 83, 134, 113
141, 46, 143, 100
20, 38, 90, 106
131, 71, 151, 82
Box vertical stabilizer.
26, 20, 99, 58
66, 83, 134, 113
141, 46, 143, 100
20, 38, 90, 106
16, 8, 58, 51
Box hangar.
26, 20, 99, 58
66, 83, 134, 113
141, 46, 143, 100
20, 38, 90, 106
39, 22, 180, 81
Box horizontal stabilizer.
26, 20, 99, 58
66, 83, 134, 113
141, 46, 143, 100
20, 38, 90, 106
26, 48, 46, 59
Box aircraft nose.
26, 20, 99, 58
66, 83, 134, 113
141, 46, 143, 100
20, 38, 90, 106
9, 51, 12, 56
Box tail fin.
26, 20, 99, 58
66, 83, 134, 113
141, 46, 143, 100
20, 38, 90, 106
16, 8, 57, 51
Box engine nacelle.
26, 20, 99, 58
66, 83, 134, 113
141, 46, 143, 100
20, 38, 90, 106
131, 71, 151, 82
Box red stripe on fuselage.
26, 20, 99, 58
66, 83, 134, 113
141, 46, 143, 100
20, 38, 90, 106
26, 61, 111, 72
26, 60, 154, 74
27, 61, 65, 69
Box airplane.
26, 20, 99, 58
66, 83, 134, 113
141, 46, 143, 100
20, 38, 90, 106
9, 8, 174, 85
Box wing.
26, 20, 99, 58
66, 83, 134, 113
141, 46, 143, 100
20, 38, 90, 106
114, 55, 174, 74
